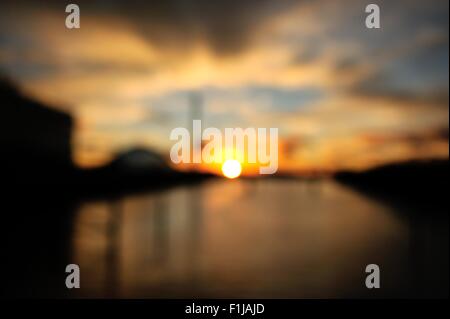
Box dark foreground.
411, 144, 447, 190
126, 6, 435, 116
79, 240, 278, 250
2, 173, 448, 298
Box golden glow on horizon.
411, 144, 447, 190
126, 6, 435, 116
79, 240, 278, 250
222, 160, 242, 179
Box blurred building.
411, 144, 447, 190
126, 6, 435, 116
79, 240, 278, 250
0, 79, 73, 183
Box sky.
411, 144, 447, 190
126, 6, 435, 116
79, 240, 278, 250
0, 0, 448, 173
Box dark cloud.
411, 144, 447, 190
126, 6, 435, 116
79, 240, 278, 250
347, 27, 448, 106
362, 127, 449, 148
291, 44, 322, 66
1, 0, 299, 56
351, 70, 448, 108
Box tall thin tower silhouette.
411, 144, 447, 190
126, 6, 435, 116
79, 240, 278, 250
189, 91, 203, 128
189, 91, 203, 165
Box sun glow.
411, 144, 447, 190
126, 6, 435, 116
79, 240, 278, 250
221, 159, 242, 179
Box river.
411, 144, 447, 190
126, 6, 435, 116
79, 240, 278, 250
66, 178, 448, 298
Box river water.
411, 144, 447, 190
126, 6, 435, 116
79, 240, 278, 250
67, 178, 448, 298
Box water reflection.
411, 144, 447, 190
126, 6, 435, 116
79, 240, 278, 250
71, 179, 447, 298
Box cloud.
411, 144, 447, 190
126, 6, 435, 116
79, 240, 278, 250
1, 0, 301, 56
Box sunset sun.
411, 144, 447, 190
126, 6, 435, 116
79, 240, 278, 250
221, 160, 242, 179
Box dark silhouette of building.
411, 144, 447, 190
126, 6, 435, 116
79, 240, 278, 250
0, 78, 73, 183
0, 78, 211, 190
